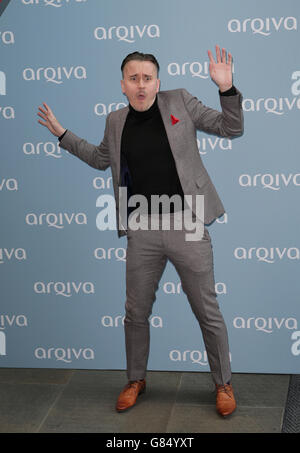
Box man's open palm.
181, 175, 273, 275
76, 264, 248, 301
37, 103, 65, 137
207, 45, 233, 92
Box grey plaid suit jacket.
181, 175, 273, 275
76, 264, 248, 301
59, 88, 244, 237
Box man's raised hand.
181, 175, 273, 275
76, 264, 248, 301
207, 45, 233, 93
37, 102, 66, 137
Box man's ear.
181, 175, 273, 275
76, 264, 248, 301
156, 79, 160, 92
120, 79, 125, 94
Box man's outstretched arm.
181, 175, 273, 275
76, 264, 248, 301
183, 45, 244, 138
37, 102, 110, 170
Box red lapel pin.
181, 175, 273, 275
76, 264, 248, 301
171, 114, 179, 125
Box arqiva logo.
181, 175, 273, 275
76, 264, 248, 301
238, 173, 300, 190
94, 24, 160, 43
291, 332, 300, 356
0, 71, 6, 95
227, 16, 297, 35
0, 248, 27, 263
0, 331, 6, 356
21, 0, 87, 7
234, 247, 299, 263
23, 66, 87, 84
34, 346, 95, 363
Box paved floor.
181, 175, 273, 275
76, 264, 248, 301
0, 368, 290, 433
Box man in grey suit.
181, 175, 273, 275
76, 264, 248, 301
37, 46, 243, 417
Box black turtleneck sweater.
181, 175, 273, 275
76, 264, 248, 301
120, 97, 184, 213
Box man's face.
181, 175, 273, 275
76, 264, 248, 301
121, 60, 160, 112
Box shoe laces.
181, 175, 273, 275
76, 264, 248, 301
128, 380, 144, 388
216, 384, 233, 397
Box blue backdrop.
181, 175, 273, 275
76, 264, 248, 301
1, 0, 300, 374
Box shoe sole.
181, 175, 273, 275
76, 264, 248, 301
217, 406, 237, 417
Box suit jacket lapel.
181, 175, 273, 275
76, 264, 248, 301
113, 106, 129, 184
157, 93, 190, 192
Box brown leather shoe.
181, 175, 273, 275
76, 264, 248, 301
216, 383, 236, 416
116, 380, 146, 412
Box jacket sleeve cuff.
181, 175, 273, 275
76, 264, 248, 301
58, 129, 68, 141
219, 85, 237, 97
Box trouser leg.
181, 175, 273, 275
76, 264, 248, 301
125, 229, 167, 381
166, 227, 231, 385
